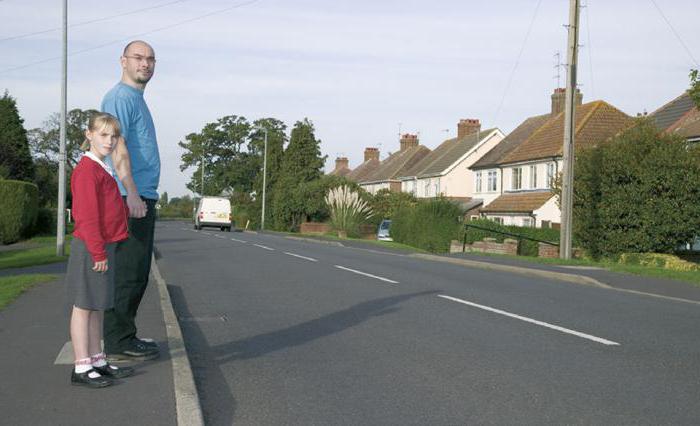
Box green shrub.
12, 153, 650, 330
29, 207, 55, 236
460, 219, 561, 256
391, 197, 462, 253
0, 179, 39, 244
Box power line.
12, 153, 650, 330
492, 0, 543, 124
649, 0, 698, 67
0, 0, 260, 75
0, 0, 192, 43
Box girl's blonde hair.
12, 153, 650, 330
81, 112, 121, 151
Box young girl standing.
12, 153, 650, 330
66, 113, 133, 388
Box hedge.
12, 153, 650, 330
460, 219, 562, 256
0, 179, 39, 244
391, 197, 462, 253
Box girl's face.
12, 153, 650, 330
86, 125, 118, 160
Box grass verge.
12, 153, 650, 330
0, 274, 57, 310
455, 251, 700, 287
0, 235, 71, 270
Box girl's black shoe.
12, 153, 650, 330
93, 363, 134, 379
71, 369, 113, 388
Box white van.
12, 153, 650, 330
194, 196, 232, 231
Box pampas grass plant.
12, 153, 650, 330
325, 185, 373, 237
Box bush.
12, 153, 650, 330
391, 197, 462, 253
325, 185, 373, 237
460, 219, 561, 256
0, 179, 39, 244
29, 207, 55, 236
619, 253, 699, 272
569, 119, 700, 258
367, 189, 417, 227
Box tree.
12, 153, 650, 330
690, 69, 700, 108
159, 191, 169, 207
247, 118, 287, 228
0, 91, 34, 181
571, 119, 700, 258
28, 108, 99, 174
271, 119, 327, 231
33, 158, 59, 207
178, 115, 252, 196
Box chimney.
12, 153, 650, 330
399, 134, 419, 151
364, 147, 380, 162
551, 87, 583, 115
457, 119, 481, 139
334, 157, 349, 171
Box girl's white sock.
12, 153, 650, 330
74, 357, 93, 374
90, 352, 108, 368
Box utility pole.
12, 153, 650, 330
56, 0, 67, 256
200, 156, 205, 197
560, 0, 580, 259
256, 126, 269, 231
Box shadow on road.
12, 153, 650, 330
167, 285, 437, 425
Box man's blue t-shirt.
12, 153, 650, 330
101, 82, 160, 200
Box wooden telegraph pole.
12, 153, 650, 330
559, 0, 580, 259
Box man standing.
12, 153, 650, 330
102, 40, 160, 361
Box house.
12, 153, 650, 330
398, 119, 505, 199
473, 88, 634, 227
328, 157, 351, 177
649, 91, 700, 144
345, 147, 381, 183
358, 134, 431, 194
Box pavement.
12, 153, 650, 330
0, 260, 179, 426
1, 223, 699, 425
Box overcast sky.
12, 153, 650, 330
1, 0, 697, 197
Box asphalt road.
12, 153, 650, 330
154, 221, 700, 426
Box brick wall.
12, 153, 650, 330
451, 237, 518, 255
300, 222, 332, 234
538, 243, 583, 258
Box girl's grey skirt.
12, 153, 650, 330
65, 237, 117, 310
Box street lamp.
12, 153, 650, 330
254, 126, 269, 231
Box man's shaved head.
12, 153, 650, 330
122, 40, 154, 57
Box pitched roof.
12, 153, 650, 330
360, 145, 431, 183
401, 128, 498, 178
345, 158, 380, 182
667, 107, 700, 140
650, 92, 695, 132
471, 114, 552, 170
328, 166, 351, 177
501, 101, 633, 164
480, 191, 554, 214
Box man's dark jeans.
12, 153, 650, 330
104, 198, 157, 353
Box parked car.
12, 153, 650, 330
377, 219, 392, 241
194, 196, 232, 231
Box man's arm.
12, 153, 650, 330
111, 136, 147, 218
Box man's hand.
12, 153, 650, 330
93, 259, 108, 273
127, 192, 147, 218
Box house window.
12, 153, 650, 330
424, 180, 430, 197
512, 167, 522, 190
487, 171, 497, 192
522, 217, 534, 227
411, 180, 416, 195
546, 163, 555, 188
530, 165, 537, 189
475, 171, 482, 193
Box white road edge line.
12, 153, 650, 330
284, 252, 318, 262
334, 265, 398, 284
437, 294, 620, 346
230, 238, 247, 243
254, 243, 274, 251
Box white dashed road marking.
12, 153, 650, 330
230, 238, 247, 243
334, 265, 398, 284
254, 244, 274, 251
284, 252, 318, 262
438, 294, 620, 346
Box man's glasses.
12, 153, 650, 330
124, 55, 156, 65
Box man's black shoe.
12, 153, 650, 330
106, 341, 160, 362
135, 337, 159, 349
71, 369, 113, 388
93, 363, 135, 379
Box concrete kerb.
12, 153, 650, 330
285, 236, 345, 247
151, 254, 204, 426
411, 253, 700, 306
410, 253, 610, 288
